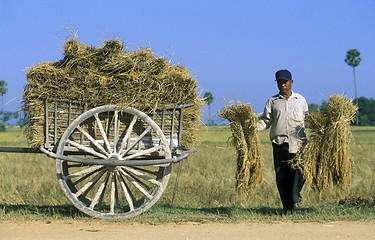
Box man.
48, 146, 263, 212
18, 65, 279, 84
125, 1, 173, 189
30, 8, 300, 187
257, 69, 308, 214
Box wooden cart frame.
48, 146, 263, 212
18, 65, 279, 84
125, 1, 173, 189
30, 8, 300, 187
0, 98, 195, 218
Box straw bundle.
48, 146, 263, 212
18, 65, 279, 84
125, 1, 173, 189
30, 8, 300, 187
220, 101, 264, 197
24, 37, 202, 149
294, 94, 357, 196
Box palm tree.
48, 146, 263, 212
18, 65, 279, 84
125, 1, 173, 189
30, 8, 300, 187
345, 49, 361, 125
203, 91, 214, 125
0, 80, 8, 113
0, 80, 8, 127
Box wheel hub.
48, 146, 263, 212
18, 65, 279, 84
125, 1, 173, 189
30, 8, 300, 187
106, 153, 123, 171
108, 153, 123, 161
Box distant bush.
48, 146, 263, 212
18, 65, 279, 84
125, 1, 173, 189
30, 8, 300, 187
309, 96, 375, 126
0, 122, 5, 132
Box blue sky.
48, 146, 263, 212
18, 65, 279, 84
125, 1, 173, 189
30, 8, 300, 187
1, 0, 374, 123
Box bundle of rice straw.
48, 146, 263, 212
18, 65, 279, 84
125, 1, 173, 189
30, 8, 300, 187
294, 94, 357, 196
23, 37, 202, 149
220, 101, 264, 197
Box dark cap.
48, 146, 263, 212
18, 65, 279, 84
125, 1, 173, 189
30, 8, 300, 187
275, 69, 292, 81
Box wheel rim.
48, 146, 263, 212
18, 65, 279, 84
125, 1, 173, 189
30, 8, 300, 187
56, 105, 172, 218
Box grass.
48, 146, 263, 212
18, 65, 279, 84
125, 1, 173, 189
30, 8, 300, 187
0, 125, 374, 222
1, 204, 373, 223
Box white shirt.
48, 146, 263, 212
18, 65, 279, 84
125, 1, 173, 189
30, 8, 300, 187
257, 91, 308, 153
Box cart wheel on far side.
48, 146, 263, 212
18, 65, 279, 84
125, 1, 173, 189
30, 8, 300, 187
56, 105, 172, 218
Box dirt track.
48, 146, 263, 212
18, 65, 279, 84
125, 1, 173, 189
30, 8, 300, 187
0, 220, 374, 240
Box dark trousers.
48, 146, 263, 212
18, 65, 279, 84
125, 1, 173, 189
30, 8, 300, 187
272, 143, 305, 213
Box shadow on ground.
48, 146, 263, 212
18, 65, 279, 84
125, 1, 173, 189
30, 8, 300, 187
3, 200, 371, 220
0, 204, 85, 218
0, 203, 315, 219
159, 204, 316, 217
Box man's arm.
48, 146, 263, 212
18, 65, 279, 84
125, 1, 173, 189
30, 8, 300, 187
257, 99, 273, 132
303, 97, 309, 119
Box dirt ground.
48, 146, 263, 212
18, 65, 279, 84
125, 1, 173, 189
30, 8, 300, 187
0, 220, 374, 240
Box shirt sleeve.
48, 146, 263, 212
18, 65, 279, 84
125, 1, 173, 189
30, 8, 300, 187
300, 96, 309, 119
257, 99, 273, 132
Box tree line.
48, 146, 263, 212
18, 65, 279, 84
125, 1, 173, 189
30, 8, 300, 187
308, 96, 375, 126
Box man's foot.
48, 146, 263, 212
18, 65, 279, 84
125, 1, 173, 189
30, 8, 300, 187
294, 202, 304, 208
283, 208, 293, 215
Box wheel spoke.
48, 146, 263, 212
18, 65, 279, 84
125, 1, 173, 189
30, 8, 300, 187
118, 168, 153, 199
118, 115, 137, 154
116, 172, 134, 211
64, 165, 104, 181
110, 172, 116, 214
89, 172, 110, 210
77, 125, 110, 157
122, 146, 162, 160
72, 168, 100, 186
67, 139, 108, 159
94, 113, 112, 154
121, 126, 152, 156
132, 166, 160, 176
113, 111, 119, 154
74, 168, 106, 197
121, 166, 161, 186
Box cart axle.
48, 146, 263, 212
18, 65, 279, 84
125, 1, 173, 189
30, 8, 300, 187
39, 147, 196, 166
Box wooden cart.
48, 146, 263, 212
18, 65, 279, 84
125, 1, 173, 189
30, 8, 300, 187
0, 98, 195, 218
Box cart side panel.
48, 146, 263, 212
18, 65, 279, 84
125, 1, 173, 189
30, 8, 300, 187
44, 99, 84, 151
44, 98, 190, 154
152, 108, 184, 151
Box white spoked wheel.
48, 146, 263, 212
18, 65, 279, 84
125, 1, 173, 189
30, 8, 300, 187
56, 105, 172, 218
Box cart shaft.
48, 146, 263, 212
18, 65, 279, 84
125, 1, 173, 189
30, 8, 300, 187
0, 147, 85, 155
0, 147, 42, 153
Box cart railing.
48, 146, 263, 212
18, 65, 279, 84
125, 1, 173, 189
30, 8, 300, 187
43, 98, 192, 156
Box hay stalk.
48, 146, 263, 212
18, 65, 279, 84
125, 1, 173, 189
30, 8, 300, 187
294, 94, 357, 197
23, 37, 202, 149
220, 101, 264, 198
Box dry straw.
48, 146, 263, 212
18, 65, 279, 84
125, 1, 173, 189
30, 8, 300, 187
294, 94, 357, 197
23, 37, 202, 149
220, 101, 264, 197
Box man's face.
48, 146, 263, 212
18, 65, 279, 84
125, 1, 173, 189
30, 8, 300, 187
277, 79, 293, 95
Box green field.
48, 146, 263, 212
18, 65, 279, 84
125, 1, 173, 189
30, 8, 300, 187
0, 125, 374, 222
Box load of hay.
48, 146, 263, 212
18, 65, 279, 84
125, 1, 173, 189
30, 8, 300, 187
294, 94, 357, 196
220, 101, 264, 197
23, 37, 202, 149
